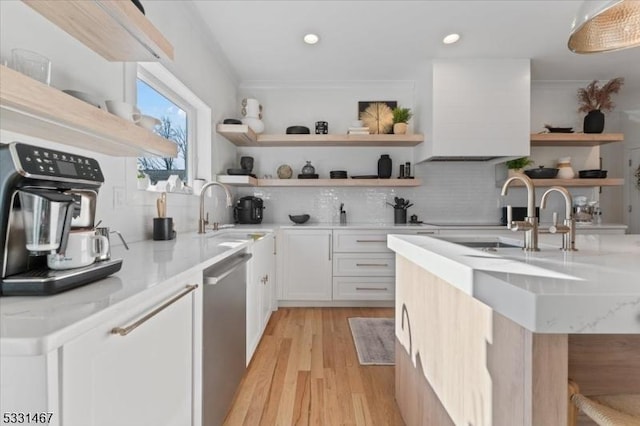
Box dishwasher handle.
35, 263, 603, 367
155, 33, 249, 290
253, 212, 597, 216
203, 253, 252, 285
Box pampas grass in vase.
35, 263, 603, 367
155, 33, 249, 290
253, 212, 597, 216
577, 77, 624, 133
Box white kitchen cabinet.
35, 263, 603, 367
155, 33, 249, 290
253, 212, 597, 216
280, 230, 332, 301
61, 277, 202, 426
246, 234, 275, 363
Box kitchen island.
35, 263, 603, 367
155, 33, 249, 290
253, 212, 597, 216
388, 233, 640, 426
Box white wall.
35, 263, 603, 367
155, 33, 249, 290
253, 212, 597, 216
233, 77, 636, 226
0, 1, 239, 243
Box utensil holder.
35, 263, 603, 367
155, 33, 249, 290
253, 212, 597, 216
394, 208, 407, 224
153, 217, 175, 240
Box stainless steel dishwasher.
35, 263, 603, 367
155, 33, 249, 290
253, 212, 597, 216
202, 251, 252, 426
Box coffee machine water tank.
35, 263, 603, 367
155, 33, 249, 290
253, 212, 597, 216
18, 189, 75, 253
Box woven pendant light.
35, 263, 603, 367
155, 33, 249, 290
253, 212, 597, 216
568, 0, 640, 53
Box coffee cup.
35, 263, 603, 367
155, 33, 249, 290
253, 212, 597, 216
47, 230, 109, 270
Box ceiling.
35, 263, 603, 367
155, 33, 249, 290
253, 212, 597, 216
190, 1, 640, 88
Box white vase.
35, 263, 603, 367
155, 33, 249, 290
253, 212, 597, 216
556, 157, 574, 179
242, 117, 265, 134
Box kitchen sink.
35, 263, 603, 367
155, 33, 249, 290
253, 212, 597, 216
435, 236, 523, 251
455, 241, 521, 249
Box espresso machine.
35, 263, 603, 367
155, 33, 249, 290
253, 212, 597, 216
0, 142, 122, 295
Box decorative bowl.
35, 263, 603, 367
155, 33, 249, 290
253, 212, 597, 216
286, 126, 310, 134
289, 214, 310, 224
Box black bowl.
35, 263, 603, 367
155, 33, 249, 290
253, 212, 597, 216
546, 127, 574, 133
223, 118, 242, 125
298, 174, 319, 179
579, 169, 607, 178
523, 166, 559, 179
289, 214, 310, 224
286, 126, 310, 134
227, 168, 250, 175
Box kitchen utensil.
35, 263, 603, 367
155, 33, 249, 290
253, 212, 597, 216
394, 208, 407, 224
524, 166, 559, 179
95, 227, 129, 261
11, 48, 51, 85
137, 114, 161, 131
578, 169, 608, 178
157, 193, 166, 218
286, 126, 310, 134
47, 230, 108, 270
288, 214, 310, 224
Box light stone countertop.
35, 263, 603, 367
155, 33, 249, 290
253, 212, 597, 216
387, 233, 640, 334
0, 228, 273, 356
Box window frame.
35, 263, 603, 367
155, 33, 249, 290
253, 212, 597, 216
136, 66, 195, 185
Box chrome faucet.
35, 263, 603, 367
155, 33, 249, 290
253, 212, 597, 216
501, 174, 539, 251
198, 181, 233, 234
540, 186, 577, 251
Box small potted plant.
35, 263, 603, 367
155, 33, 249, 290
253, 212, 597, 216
577, 77, 624, 134
506, 157, 533, 177
392, 107, 413, 135
136, 167, 150, 190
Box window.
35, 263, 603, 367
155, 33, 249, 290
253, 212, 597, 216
136, 68, 193, 184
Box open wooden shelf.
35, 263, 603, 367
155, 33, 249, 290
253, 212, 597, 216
497, 178, 623, 188
530, 133, 624, 147
0, 65, 177, 157
23, 0, 173, 61
216, 124, 423, 147
217, 175, 422, 187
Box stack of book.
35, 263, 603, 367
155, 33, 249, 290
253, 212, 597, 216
347, 126, 370, 135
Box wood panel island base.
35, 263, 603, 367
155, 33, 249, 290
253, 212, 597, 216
388, 234, 640, 426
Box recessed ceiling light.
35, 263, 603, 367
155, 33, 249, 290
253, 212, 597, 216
303, 33, 320, 45
443, 33, 461, 45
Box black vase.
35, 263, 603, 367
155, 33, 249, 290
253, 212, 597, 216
583, 110, 605, 134
378, 154, 392, 179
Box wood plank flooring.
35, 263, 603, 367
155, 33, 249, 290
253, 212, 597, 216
224, 307, 405, 426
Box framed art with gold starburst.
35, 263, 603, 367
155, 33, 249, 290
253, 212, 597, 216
358, 101, 397, 134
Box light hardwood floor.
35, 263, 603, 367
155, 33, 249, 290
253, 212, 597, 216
224, 307, 405, 426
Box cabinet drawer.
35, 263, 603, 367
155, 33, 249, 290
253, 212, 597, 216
333, 277, 394, 300
333, 230, 391, 252
333, 253, 395, 276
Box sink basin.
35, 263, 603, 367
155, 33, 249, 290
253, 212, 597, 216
455, 241, 521, 249
435, 236, 523, 250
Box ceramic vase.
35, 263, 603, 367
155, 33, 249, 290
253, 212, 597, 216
557, 157, 575, 179
378, 154, 392, 179
583, 110, 604, 134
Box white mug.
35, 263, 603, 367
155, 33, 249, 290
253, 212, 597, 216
105, 100, 141, 123
47, 230, 109, 270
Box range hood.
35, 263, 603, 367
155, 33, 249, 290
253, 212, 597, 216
416, 59, 531, 162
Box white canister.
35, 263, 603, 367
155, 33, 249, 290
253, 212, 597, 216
47, 230, 109, 270
556, 157, 575, 179
241, 98, 262, 118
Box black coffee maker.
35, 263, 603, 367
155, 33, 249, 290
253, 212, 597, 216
0, 142, 122, 295
233, 196, 264, 224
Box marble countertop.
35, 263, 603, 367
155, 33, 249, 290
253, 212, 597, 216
387, 233, 640, 334
258, 222, 627, 231
0, 228, 273, 356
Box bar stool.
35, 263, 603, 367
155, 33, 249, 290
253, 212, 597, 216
568, 379, 640, 426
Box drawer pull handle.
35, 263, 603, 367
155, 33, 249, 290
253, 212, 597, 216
417, 231, 436, 235
111, 284, 198, 336
356, 287, 389, 291
356, 263, 389, 267
355, 239, 386, 243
